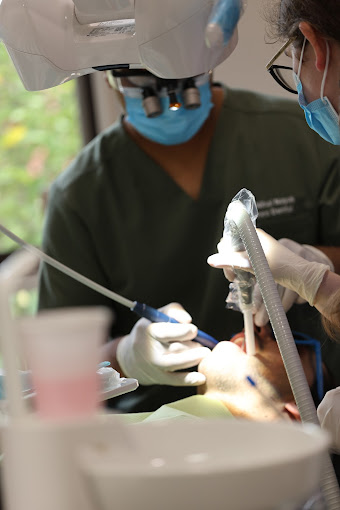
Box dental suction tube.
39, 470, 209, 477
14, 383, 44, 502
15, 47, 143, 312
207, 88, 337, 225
226, 192, 340, 510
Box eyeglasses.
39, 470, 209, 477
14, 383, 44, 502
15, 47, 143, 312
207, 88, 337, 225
266, 38, 298, 95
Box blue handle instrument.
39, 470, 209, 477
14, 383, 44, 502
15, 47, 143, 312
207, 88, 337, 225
132, 302, 218, 349
0, 223, 219, 350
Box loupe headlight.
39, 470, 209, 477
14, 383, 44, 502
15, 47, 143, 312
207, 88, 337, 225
166, 82, 181, 111
111, 69, 205, 116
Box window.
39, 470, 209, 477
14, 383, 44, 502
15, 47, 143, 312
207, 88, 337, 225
0, 45, 82, 253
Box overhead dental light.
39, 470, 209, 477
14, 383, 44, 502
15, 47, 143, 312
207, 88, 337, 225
0, 0, 241, 91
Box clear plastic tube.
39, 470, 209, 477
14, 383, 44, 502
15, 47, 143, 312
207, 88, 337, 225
227, 200, 340, 509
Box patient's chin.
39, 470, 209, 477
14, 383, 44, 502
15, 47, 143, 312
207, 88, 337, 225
205, 391, 286, 422
228, 404, 285, 422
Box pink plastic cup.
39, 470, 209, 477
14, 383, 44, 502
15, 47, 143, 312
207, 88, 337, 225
18, 307, 112, 420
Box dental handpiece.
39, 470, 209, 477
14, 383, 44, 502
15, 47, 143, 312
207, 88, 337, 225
0, 223, 218, 349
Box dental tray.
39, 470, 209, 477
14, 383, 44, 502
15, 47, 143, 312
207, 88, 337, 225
0, 368, 139, 407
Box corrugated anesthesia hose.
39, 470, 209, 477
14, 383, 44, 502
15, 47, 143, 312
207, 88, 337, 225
226, 200, 340, 510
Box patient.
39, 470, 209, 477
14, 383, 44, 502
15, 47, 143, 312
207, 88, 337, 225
197, 325, 316, 422
122, 325, 319, 424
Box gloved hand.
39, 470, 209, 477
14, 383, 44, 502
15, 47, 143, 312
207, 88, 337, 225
317, 387, 340, 453
208, 229, 333, 326
252, 236, 334, 326
116, 302, 210, 386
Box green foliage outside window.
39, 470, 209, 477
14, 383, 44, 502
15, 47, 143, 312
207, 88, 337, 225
0, 45, 81, 253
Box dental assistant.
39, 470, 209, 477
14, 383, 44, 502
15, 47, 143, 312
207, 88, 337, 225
226, 0, 340, 335
258, 0, 340, 451
266, 0, 339, 145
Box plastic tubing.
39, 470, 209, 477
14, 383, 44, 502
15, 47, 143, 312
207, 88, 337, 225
227, 201, 340, 510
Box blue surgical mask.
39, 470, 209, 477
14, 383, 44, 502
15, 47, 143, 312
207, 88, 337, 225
122, 78, 213, 145
294, 38, 340, 145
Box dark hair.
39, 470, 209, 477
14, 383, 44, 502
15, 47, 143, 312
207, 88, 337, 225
265, 0, 340, 46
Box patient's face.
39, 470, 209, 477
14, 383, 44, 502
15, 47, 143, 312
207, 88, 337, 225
198, 325, 315, 421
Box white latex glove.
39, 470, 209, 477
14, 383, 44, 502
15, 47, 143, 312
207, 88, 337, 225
317, 388, 340, 453
208, 229, 333, 326
116, 303, 210, 386
252, 237, 334, 326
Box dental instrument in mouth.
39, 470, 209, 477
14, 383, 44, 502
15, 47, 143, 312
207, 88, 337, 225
0, 223, 218, 349
231, 271, 256, 355
219, 189, 257, 355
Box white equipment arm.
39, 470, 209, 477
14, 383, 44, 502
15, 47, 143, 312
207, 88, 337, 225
0, 0, 241, 90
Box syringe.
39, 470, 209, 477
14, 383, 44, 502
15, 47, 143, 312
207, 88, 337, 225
0, 223, 218, 349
